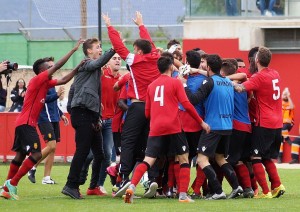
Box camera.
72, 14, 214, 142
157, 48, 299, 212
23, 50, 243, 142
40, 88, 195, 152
1, 61, 18, 75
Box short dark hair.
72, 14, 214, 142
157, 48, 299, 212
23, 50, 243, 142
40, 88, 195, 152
201, 53, 208, 60
43, 56, 54, 62
133, 39, 152, 54
157, 56, 173, 74
223, 58, 238, 70
236, 58, 244, 63
248, 47, 259, 60
161, 52, 174, 63
83, 38, 100, 56
221, 61, 236, 76
32, 58, 48, 75
167, 39, 181, 49
172, 50, 182, 61
206, 54, 222, 74
257, 46, 272, 67
186, 50, 201, 68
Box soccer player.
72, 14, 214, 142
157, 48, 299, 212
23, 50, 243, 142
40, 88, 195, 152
0, 39, 84, 200
97, 53, 122, 194
124, 56, 210, 204
234, 46, 285, 198
220, 61, 254, 198
102, 11, 161, 197
27, 57, 69, 185
181, 54, 243, 200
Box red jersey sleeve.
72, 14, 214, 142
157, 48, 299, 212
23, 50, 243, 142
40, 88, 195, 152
139, 25, 156, 52
117, 73, 130, 89
47, 79, 58, 89
119, 85, 127, 100
175, 80, 203, 124
108, 26, 130, 61
145, 87, 151, 119
243, 73, 261, 91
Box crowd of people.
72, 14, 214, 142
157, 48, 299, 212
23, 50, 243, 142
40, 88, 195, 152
0, 11, 298, 203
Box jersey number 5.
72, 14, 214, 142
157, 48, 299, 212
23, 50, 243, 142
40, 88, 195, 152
154, 85, 164, 106
272, 79, 280, 100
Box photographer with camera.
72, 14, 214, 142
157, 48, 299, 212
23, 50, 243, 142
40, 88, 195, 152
0, 61, 8, 73
9, 78, 27, 112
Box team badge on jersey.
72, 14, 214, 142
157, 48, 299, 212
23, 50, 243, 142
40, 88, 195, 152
34, 143, 38, 149
202, 146, 206, 152
182, 146, 186, 151
48, 133, 52, 139
254, 149, 259, 154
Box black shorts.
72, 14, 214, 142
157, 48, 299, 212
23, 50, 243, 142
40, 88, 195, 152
197, 131, 231, 158
227, 129, 251, 165
185, 131, 201, 160
251, 126, 282, 159
12, 125, 41, 155
38, 122, 60, 143
145, 132, 189, 158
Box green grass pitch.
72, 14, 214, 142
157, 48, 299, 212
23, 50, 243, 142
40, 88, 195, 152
0, 164, 299, 211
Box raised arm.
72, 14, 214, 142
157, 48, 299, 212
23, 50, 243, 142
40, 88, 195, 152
102, 13, 130, 60
132, 11, 156, 51
56, 59, 87, 85
82, 48, 115, 72
47, 38, 84, 78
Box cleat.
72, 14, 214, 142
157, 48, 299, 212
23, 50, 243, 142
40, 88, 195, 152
42, 177, 56, 185
187, 187, 194, 196
227, 186, 243, 199
124, 188, 134, 204
289, 159, 299, 164
253, 188, 259, 197
114, 179, 131, 197
4, 180, 19, 200
190, 192, 202, 199
179, 196, 195, 203
271, 184, 285, 198
106, 165, 118, 186
254, 192, 272, 199
205, 192, 226, 200
28, 169, 36, 183
87, 186, 106, 196
62, 185, 83, 199
143, 181, 158, 198
166, 187, 175, 198
0, 189, 11, 199
243, 187, 254, 198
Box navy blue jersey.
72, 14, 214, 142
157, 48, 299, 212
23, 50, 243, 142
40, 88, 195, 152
38, 87, 62, 124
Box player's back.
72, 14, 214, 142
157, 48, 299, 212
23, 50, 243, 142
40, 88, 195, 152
254, 68, 282, 128
146, 75, 185, 136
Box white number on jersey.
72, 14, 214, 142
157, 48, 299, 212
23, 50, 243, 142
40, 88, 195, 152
154, 85, 164, 106
272, 79, 280, 100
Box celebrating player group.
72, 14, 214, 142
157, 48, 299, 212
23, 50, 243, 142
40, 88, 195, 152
0, 11, 285, 203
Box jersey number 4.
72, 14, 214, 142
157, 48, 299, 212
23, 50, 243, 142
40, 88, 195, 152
154, 85, 164, 106
272, 79, 280, 100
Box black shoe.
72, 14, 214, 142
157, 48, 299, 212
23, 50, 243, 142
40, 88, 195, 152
289, 159, 299, 164
243, 187, 254, 198
166, 187, 175, 198
190, 192, 202, 199
62, 186, 83, 199
227, 186, 243, 199
28, 169, 36, 183
113, 179, 131, 197
143, 181, 158, 198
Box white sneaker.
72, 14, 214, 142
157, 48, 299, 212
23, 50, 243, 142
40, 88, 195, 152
42, 177, 56, 184
265, 10, 273, 17
99, 186, 108, 194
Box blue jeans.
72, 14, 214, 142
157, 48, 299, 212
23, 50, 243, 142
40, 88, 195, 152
260, 0, 276, 14
225, 0, 238, 16
98, 118, 114, 186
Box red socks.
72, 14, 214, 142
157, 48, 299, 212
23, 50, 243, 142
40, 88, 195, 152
7, 160, 22, 180
174, 162, 180, 190
262, 159, 281, 189
10, 157, 36, 186
179, 163, 190, 193
252, 161, 270, 194
235, 163, 251, 189
131, 162, 149, 186
167, 160, 175, 188
192, 166, 206, 194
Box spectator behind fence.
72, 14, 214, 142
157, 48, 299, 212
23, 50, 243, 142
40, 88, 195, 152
57, 86, 68, 113
259, 0, 276, 16
225, 0, 238, 16
9, 78, 27, 112
0, 79, 7, 112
